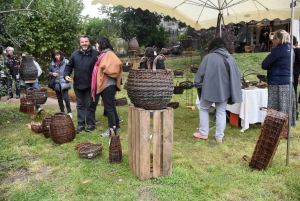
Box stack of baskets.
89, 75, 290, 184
49, 112, 75, 144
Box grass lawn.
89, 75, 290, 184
1, 52, 300, 201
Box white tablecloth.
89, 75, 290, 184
196, 88, 268, 132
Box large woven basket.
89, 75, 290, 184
26, 87, 48, 104
126, 58, 173, 110
49, 112, 75, 144
19, 55, 38, 81
247, 107, 288, 170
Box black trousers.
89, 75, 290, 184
74, 88, 95, 127
55, 89, 72, 113
100, 85, 120, 129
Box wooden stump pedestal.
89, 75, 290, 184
128, 106, 173, 180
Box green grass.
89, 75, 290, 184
1, 52, 300, 201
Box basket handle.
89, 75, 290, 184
35, 109, 46, 122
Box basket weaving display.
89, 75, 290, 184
26, 87, 48, 104
78, 143, 103, 159
167, 102, 179, 109
49, 112, 76, 144
122, 63, 133, 72
247, 107, 288, 170
19, 95, 36, 114
42, 116, 51, 138
19, 55, 38, 81
109, 130, 122, 164
30, 109, 46, 133
173, 69, 184, 76
126, 66, 174, 110
179, 80, 194, 90
116, 97, 128, 106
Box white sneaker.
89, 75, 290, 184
68, 113, 72, 118
38, 108, 42, 111
101, 129, 110, 137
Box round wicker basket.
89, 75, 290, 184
126, 59, 173, 110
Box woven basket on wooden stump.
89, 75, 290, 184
19, 55, 38, 81
126, 57, 173, 110
49, 112, 75, 144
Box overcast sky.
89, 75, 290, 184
82, 0, 102, 18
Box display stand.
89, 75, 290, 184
128, 106, 173, 180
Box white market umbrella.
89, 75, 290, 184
92, 0, 300, 30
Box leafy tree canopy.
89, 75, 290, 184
100, 5, 170, 48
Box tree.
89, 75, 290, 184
100, 6, 170, 48
1, 0, 85, 81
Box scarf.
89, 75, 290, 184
91, 52, 106, 101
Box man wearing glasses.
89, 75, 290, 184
64, 35, 99, 134
5, 46, 20, 100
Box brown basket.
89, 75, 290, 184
19, 55, 38, 81
122, 63, 133, 72
75, 142, 93, 151
42, 116, 51, 138
30, 109, 46, 133
167, 102, 179, 109
244, 45, 253, 53
173, 69, 184, 76
179, 80, 194, 90
126, 63, 174, 110
49, 112, 76, 144
26, 87, 48, 104
116, 97, 128, 106
190, 65, 198, 74
247, 107, 288, 170
78, 144, 103, 159
173, 81, 184, 94
109, 129, 122, 164
19, 95, 36, 114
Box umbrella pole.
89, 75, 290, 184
287, 0, 296, 166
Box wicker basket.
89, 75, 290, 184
78, 144, 103, 159
116, 97, 128, 106
167, 102, 179, 109
19, 55, 38, 81
75, 142, 93, 151
190, 65, 198, 74
244, 45, 253, 53
122, 63, 133, 72
173, 69, 184, 76
126, 61, 174, 110
42, 116, 51, 138
19, 95, 36, 114
49, 112, 76, 144
26, 87, 48, 104
247, 107, 288, 170
31, 109, 46, 133
109, 128, 122, 164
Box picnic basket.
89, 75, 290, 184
49, 112, 76, 144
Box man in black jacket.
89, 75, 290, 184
5, 46, 20, 100
64, 35, 99, 133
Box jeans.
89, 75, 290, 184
25, 82, 40, 110
100, 85, 120, 129
74, 88, 95, 127
199, 98, 227, 141
56, 89, 72, 113
7, 73, 20, 97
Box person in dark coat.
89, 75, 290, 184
262, 29, 296, 126
49, 50, 72, 117
259, 25, 270, 52
292, 36, 300, 120
5, 46, 20, 99
64, 35, 99, 133
193, 38, 242, 143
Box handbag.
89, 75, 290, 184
48, 76, 55, 89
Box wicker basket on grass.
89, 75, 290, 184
78, 144, 103, 159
